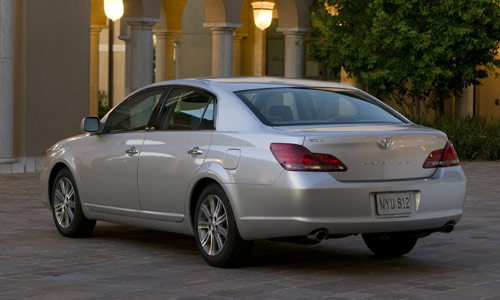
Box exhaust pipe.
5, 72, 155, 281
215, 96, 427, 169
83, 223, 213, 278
307, 229, 329, 241
440, 222, 455, 233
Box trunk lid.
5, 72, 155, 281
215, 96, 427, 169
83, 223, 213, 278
280, 124, 447, 181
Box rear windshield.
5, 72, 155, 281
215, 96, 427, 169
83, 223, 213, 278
234, 88, 405, 126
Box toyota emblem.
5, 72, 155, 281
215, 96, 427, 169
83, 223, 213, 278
378, 137, 394, 150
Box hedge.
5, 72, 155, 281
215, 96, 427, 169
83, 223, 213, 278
428, 116, 500, 161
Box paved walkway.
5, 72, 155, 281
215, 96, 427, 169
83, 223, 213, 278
0, 162, 499, 299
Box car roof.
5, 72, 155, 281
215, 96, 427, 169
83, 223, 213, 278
146, 77, 357, 93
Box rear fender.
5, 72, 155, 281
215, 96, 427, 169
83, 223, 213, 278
185, 161, 235, 227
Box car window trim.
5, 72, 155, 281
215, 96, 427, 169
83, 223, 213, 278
101, 87, 169, 134
152, 85, 217, 132
195, 96, 215, 130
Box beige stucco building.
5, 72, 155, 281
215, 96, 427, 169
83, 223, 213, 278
1, 0, 500, 173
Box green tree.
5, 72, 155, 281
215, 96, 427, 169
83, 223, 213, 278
310, 0, 500, 122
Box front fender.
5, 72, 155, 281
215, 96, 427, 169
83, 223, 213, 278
40, 135, 87, 209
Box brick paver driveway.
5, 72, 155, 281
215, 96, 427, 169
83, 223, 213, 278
1, 162, 500, 299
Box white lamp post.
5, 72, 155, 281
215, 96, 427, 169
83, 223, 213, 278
104, 0, 124, 21
251, 1, 275, 30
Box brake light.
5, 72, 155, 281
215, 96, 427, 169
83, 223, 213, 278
270, 143, 348, 172
423, 141, 460, 168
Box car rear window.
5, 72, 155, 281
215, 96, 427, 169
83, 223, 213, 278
234, 88, 405, 126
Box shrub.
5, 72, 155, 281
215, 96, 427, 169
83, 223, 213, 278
429, 116, 500, 161
310, 0, 500, 123
98, 90, 110, 119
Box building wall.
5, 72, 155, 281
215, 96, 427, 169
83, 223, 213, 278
7, 0, 500, 175
476, 58, 500, 118
240, 2, 268, 77
99, 26, 126, 106
178, 0, 212, 78
240, 0, 257, 76
14, 0, 91, 159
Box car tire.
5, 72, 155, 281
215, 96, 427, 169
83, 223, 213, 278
194, 183, 252, 267
362, 233, 418, 257
51, 168, 96, 238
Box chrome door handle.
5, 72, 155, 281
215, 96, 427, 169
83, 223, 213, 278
125, 147, 139, 155
187, 147, 203, 156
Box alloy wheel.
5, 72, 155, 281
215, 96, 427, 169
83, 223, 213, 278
197, 194, 228, 256
53, 177, 76, 229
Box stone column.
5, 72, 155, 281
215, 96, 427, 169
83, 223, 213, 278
174, 36, 182, 79
90, 26, 105, 116
279, 29, 307, 78
253, 27, 265, 76
154, 31, 178, 82
204, 23, 241, 77
233, 33, 247, 76
125, 18, 160, 92
0, 0, 15, 163
456, 85, 474, 117
118, 22, 131, 96
211, 27, 235, 77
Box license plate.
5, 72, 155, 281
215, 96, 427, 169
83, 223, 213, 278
375, 192, 413, 215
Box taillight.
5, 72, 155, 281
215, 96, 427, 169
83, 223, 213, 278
270, 143, 348, 172
423, 141, 460, 168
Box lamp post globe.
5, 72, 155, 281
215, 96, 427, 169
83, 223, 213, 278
104, 0, 124, 21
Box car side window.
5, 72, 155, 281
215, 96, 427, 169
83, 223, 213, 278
156, 88, 214, 131
104, 89, 164, 133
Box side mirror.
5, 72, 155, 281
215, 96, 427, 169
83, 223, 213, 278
81, 117, 101, 133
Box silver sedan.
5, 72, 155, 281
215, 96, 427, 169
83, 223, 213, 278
41, 78, 466, 267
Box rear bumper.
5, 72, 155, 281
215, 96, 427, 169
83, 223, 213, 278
225, 166, 466, 240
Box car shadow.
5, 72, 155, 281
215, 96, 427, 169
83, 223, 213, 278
88, 222, 440, 273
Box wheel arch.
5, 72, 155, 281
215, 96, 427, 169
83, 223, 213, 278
47, 162, 73, 205
189, 177, 220, 228
186, 160, 239, 230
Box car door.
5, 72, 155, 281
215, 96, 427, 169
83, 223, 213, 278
80, 88, 166, 217
137, 87, 215, 221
